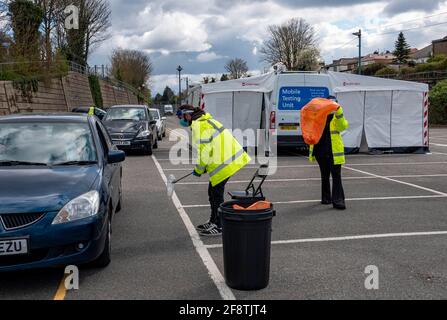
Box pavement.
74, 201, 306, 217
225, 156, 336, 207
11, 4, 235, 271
1, 118, 447, 300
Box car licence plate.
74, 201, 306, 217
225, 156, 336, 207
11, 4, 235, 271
280, 125, 298, 131
114, 141, 131, 146
0, 238, 29, 256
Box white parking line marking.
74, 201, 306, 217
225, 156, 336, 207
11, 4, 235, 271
182, 195, 447, 208
152, 155, 235, 301
204, 231, 447, 249
344, 166, 447, 196
176, 174, 447, 185
433, 152, 447, 156
163, 161, 447, 171
432, 143, 447, 147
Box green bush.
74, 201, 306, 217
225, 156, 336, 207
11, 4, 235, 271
360, 63, 387, 76
400, 66, 416, 75
427, 54, 446, 63
429, 80, 447, 125
88, 75, 103, 108
416, 56, 447, 72
375, 67, 398, 76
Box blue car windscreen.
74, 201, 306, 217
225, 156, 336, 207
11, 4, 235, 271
0, 123, 97, 165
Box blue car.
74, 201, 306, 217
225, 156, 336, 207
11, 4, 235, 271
0, 113, 125, 272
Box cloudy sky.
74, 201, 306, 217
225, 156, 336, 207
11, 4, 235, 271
90, 0, 447, 95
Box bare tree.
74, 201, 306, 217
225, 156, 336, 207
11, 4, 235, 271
260, 18, 320, 71
56, 0, 111, 65
110, 49, 153, 90
225, 58, 248, 79
33, 0, 65, 64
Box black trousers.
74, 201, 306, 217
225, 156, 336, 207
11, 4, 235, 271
208, 178, 229, 228
316, 155, 346, 208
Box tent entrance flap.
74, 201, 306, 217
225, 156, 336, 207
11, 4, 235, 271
364, 91, 392, 149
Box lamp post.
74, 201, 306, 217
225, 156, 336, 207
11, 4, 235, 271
352, 29, 362, 75
182, 77, 189, 104
177, 65, 183, 110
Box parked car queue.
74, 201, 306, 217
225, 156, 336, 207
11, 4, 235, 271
0, 105, 170, 272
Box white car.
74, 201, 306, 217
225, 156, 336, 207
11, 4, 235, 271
150, 108, 166, 141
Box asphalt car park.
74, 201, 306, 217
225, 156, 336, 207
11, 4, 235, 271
1, 116, 447, 300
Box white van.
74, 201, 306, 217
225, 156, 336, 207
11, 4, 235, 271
164, 105, 174, 115
270, 72, 332, 147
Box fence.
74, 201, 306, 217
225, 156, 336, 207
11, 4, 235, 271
377, 71, 447, 86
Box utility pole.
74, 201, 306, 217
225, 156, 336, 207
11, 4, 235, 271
177, 65, 183, 110
185, 77, 189, 104
352, 29, 362, 75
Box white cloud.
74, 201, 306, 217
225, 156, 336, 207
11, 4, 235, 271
113, 10, 211, 54
196, 51, 226, 62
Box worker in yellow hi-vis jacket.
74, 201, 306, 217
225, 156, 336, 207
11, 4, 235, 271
308, 96, 349, 210
179, 105, 251, 237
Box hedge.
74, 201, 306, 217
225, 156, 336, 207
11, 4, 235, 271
429, 79, 447, 125
88, 75, 103, 108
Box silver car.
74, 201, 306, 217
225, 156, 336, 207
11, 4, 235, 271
149, 108, 166, 141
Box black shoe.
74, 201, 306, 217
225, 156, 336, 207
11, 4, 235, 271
199, 226, 222, 237
334, 204, 346, 210
196, 222, 215, 232
321, 200, 332, 205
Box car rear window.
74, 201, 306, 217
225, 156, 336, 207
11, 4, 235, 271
150, 110, 159, 119
105, 108, 147, 121
0, 122, 97, 166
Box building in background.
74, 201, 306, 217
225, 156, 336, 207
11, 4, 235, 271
410, 45, 433, 64
361, 52, 396, 66
432, 36, 447, 57
325, 58, 359, 73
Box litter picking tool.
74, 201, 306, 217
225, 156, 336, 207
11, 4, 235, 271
167, 172, 194, 197
228, 164, 269, 202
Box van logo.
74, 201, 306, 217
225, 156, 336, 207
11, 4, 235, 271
242, 82, 259, 87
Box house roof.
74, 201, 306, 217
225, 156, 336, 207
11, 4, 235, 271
410, 45, 432, 59
433, 36, 447, 44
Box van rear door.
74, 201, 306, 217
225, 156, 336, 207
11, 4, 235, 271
274, 73, 331, 146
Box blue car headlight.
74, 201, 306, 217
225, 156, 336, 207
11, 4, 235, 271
136, 130, 151, 138
52, 191, 100, 225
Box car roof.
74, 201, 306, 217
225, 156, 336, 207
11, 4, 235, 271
109, 105, 147, 109
0, 113, 90, 123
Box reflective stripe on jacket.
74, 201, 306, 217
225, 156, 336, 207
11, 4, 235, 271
192, 113, 251, 187
309, 107, 349, 165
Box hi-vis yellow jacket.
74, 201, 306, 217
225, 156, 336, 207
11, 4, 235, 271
88, 106, 95, 116
192, 113, 251, 187
309, 107, 349, 165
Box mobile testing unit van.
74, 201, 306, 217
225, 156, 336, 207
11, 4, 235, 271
200, 71, 429, 154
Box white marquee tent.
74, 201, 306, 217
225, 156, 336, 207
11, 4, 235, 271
201, 71, 430, 153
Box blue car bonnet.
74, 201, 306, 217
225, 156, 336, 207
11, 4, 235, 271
0, 166, 100, 214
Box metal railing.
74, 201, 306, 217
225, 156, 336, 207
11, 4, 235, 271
68, 61, 143, 98
376, 70, 447, 83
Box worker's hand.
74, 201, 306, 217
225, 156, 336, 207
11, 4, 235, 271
192, 171, 202, 178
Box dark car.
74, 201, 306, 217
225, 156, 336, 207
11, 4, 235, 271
72, 107, 107, 121
103, 105, 158, 155
0, 113, 125, 272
